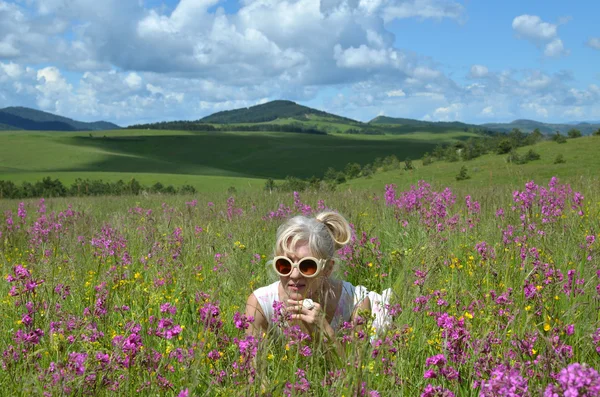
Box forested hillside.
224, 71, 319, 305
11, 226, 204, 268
0, 107, 120, 131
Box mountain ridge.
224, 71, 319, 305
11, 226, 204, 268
199, 100, 358, 124
0, 106, 120, 131
2, 101, 599, 135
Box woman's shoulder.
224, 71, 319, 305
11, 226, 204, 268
339, 281, 369, 303
252, 280, 280, 299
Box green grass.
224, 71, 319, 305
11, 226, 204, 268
347, 136, 600, 191
0, 175, 598, 396
0, 129, 472, 191
2, 129, 597, 195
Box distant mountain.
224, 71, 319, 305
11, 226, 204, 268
0, 107, 120, 131
482, 119, 600, 135
371, 115, 600, 135
369, 115, 478, 130
199, 100, 358, 124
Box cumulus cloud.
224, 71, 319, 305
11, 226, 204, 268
512, 14, 557, 41
427, 103, 463, 121
381, 0, 466, 23
334, 45, 405, 69
0, 1, 598, 124
386, 89, 406, 97
544, 38, 566, 57
587, 37, 600, 50
512, 14, 568, 57
469, 65, 488, 78
124, 73, 142, 90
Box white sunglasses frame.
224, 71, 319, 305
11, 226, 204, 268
272, 256, 328, 278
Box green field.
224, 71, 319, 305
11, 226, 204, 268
348, 136, 600, 192
0, 129, 475, 191
1, 129, 598, 194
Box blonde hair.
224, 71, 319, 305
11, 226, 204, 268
274, 211, 352, 259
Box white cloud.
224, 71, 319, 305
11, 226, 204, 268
386, 89, 406, 97
512, 14, 568, 57
382, 0, 465, 23
521, 102, 548, 118
0, 1, 597, 124
124, 72, 142, 89
412, 66, 440, 80
469, 64, 488, 78
587, 37, 600, 50
432, 103, 463, 121
481, 106, 494, 116
35, 66, 73, 110
512, 15, 557, 41
563, 106, 584, 118
520, 72, 552, 90
544, 38, 567, 57
334, 44, 405, 69
0, 62, 22, 79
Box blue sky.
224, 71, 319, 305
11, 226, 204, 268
0, 0, 599, 125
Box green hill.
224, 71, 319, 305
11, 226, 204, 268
368, 115, 488, 134
347, 135, 600, 191
0, 107, 121, 131
482, 119, 600, 135
198, 100, 358, 124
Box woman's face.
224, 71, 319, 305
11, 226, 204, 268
280, 242, 329, 301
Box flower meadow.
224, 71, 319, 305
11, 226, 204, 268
1, 177, 599, 396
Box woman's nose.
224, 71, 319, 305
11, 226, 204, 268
289, 267, 302, 279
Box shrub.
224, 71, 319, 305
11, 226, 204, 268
307, 176, 321, 191
496, 139, 513, 154
553, 132, 567, 144
455, 165, 470, 181
422, 152, 433, 166
279, 176, 307, 192
335, 172, 347, 184
344, 162, 361, 179
323, 167, 338, 182
506, 150, 523, 164
264, 178, 276, 192
567, 128, 582, 139
164, 185, 177, 194
594, 128, 600, 136
526, 128, 544, 145
446, 148, 459, 162
151, 182, 165, 193
404, 157, 414, 171
179, 185, 197, 194
554, 154, 566, 164
523, 149, 540, 161
361, 164, 374, 178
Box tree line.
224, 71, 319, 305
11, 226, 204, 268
126, 121, 327, 135
0, 177, 196, 200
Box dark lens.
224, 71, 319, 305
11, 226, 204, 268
299, 259, 318, 275
275, 258, 292, 275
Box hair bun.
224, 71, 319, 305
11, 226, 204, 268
316, 211, 351, 249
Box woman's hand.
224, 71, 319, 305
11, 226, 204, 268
286, 298, 341, 358
286, 299, 326, 331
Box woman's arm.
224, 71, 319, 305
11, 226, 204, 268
245, 293, 268, 336
352, 296, 371, 323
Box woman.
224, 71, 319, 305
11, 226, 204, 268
245, 211, 371, 341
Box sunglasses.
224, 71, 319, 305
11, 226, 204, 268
273, 256, 327, 278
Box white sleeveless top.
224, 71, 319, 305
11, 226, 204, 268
253, 281, 369, 331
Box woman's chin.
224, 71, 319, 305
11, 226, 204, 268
285, 287, 307, 300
